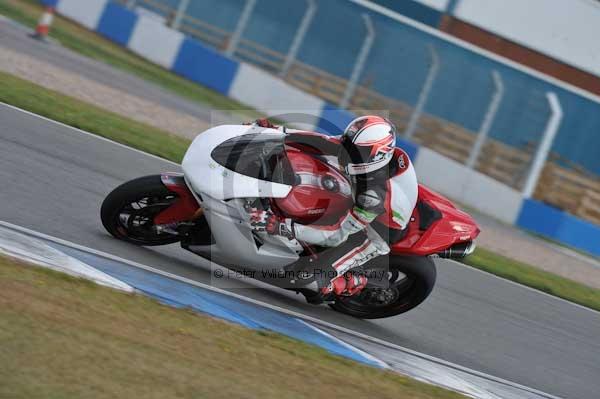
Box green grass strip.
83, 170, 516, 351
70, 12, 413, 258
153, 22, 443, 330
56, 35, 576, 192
463, 247, 600, 311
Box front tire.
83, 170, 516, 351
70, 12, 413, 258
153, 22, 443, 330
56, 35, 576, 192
101, 175, 182, 246
330, 256, 436, 319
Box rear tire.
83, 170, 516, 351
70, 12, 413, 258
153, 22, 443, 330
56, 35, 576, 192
101, 175, 182, 246
329, 256, 436, 319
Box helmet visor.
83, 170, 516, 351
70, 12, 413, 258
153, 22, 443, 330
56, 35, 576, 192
338, 140, 393, 175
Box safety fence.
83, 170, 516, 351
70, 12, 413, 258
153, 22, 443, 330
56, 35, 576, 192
120, 0, 600, 226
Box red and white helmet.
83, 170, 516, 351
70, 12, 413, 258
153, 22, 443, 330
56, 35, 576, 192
338, 116, 396, 175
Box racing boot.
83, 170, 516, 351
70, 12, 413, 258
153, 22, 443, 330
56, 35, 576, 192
300, 269, 368, 304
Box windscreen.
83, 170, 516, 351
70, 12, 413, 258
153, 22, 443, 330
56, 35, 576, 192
211, 133, 295, 185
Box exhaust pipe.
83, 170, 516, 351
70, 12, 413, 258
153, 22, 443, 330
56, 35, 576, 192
438, 241, 476, 259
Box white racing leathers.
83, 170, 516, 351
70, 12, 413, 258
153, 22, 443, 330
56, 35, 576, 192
292, 149, 418, 276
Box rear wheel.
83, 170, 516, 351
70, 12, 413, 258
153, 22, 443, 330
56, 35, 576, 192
329, 256, 436, 319
101, 175, 182, 246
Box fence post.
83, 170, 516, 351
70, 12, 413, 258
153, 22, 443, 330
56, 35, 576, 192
339, 13, 375, 109
522, 92, 563, 198
279, 0, 317, 78
171, 0, 190, 31
225, 0, 257, 57
466, 70, 504, 169
404, 44, 440, 139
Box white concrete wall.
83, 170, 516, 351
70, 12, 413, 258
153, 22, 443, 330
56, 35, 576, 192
414, 147, 522, 224
228, 64, 325, 129
57, 0, 108, 30
454, 0, 600, 77
127, 15, 185, 69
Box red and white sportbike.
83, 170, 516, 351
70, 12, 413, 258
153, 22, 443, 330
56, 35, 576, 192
101, 124, 480, 319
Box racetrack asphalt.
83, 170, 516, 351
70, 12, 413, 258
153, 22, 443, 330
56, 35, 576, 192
1, 104, 599, 399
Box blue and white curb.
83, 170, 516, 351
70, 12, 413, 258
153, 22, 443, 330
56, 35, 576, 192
0, 226, 133, 292
0, 221, 386, 369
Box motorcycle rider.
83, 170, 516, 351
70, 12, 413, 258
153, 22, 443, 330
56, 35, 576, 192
249, 116, 418, 303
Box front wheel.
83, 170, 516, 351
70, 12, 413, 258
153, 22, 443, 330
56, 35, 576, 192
101, 175, 182, 246
329, 256, 436, 319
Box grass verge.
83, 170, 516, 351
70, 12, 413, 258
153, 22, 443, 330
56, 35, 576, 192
0, 0, 259, 118
0, 256, 466, 399
463, 247, 600, 311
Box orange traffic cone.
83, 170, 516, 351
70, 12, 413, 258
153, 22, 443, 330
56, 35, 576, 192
31, 6, 54, 40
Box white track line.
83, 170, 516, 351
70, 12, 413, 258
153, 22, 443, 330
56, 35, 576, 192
0, 226, 134, 292
0, 220, 563, 399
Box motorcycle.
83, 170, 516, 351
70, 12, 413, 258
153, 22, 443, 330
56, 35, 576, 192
101, 124, 480, 319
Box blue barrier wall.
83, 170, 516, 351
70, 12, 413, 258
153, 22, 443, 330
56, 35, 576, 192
317, 103, 356, 134
173, 38, 239, 95
517, 200, 600, 257
97, 3, 137, 46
